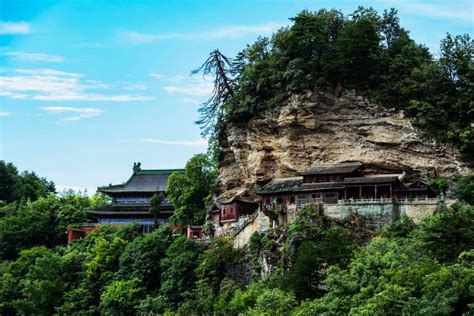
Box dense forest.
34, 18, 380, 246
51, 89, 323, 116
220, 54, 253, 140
0, 159, 473, 314
1, 6, 473, 316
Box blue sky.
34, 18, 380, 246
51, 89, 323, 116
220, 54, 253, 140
0, 0, 472, 193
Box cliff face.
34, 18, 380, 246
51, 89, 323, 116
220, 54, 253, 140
217, 91, 470, 198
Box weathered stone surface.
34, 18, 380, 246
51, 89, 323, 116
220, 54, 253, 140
217, 91, 470, 198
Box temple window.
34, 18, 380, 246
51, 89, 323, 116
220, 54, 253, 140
290, 196, 295, 204
277, 197, 283, 204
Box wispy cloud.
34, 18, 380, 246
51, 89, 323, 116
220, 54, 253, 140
0, 68, 153, 102
116, 138, 207, 146
14, 68, 81, 77
41, 106, 103, 121
178, 98, 199, 105
121, 21, 283, 44
163, 76, 213, 96
0, 91, 28, 99
120, 82, 147, 90
149, 73, 165, 79
3, 52, 64, 62
0, 21, 31, 35
376, 0, 473, 23
0, 111, 11, 116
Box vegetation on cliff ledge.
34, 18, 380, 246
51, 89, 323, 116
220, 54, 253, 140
195, 7, 473, 161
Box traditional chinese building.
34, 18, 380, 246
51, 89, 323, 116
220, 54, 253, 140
86, 163, 183, 233
67, 223, 99, 242
204, 192, 259, 237
258, 161, 437, 230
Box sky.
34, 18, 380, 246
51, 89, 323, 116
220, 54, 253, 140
0, 0, 472, 193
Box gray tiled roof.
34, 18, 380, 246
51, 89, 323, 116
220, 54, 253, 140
298, 182, 345, 191
98, 169, 184, 194
301, 161, 362, 175
257, 177, 303, 194
344, 175, 400, 184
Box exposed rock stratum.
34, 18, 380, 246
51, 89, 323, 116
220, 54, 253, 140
217, 91, 470, 198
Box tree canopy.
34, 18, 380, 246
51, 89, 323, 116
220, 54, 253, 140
167, 153, 217, 225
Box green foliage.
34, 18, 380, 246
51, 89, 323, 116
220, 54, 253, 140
137, 294, 172, 315
429, 177, 448, 195
278, 226, 356, 300
228, 282, 267, 315
0, 190, 102, 259
292, 203, 474, 315
167, 153, 217, 225
117, 226, 172, 291
0, 202, 52, 259
245, 288, 297, 316
415, 203, 474, 263
85, 237, 128, 286
0, 160, 55, 203
203, 219, 215, 237
0, 201, 472, 315
159, 237, 202, 306
99, 278, 145, 316
381, 215, 417, 238
453, 175, 474, 205
195, 237, 238, 295
0, 247, 64, 315
213, 277, 240, 314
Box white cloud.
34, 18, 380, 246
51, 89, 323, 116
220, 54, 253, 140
0, 111, 11, 116
41, 106, 103, 121
376, 0, 473, 23
3, 52, 64, 62
149, 73, 165, 79
121, 21, 283, 44
178, 98, 199, 105
0, 91, 28, 99
33, 93, 152, 102
163, 78, 213, 96
116, 138, 207, 146
121, 82, 147, 90
0, 21, 31, 35
165, 74, 187, 83
15, 68, 82, 77
0, 68, 153, 102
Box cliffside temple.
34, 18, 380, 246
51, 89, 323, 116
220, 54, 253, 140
257, 161, 439, 231
70, 161, 440, 242
79, 163, 183, 237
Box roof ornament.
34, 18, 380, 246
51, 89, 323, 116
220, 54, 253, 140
133, 162, 142, 173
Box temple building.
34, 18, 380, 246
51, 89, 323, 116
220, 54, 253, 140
257, 161, 437, 230
86, 163, 183, 233
206, 191, 259, 237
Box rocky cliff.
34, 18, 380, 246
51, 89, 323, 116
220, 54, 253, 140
217, 91, 470, 198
